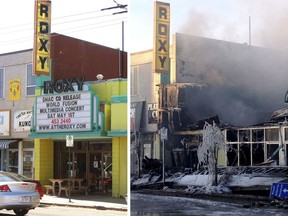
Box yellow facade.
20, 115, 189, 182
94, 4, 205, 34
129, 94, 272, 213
112, 137, 127, 198
34, 139, 54, 185
32, 78, 128, 198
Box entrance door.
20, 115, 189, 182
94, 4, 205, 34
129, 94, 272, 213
74, 153, 86, 178
89, 153, 102, 192
23, 150, 33, 178
7, 149, 18, 173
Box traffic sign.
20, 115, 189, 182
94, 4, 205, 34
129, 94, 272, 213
270, 183, 288, 198
161, 127, 167, 141
66, 135, 74, 147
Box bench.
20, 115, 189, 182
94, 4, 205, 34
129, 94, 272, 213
43, 185, 53, 195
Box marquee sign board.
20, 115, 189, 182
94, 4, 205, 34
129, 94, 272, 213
35, 91, 92, 132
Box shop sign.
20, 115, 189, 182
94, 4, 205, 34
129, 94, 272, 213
14, 110, 32, 132
8, 79, 21, 101
0, 110, 10, 136
153, 1, 170, 73
43, 77, 84, 94
148, 103, 158, 124
35, 92, 92, 132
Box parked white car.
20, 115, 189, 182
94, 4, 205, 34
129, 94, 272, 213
0, 171, 40, 216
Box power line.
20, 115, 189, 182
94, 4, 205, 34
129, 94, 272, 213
0, 20, 128, 46
0, 7, 127, 33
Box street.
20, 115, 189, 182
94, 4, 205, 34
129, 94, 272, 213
0, 204, 127, 216
131, 192, 288, 216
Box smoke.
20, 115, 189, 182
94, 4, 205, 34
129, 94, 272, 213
178, 0, 288, 49
175, 33, 288, 126
173, 1, 288, 126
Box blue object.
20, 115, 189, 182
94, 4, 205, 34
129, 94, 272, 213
270, 183, 288, 199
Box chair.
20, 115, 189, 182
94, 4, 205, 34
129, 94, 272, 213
43, 185, 53, 195
58, 185, 69, 197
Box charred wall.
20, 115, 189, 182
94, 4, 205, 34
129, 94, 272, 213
174, 33, 288, 126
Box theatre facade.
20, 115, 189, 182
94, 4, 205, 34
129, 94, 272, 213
0, 32, 127, 198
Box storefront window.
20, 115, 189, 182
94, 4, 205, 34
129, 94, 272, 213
267, 144, 279, 165
227, 144, 238, 166
8, 150, 18, 173
55, 141, 112, 193
252, 143, 264, 165
265, 128, 279, 141
239, 130, 250, 142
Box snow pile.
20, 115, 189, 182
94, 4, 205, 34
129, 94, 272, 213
185, 185, 232, 195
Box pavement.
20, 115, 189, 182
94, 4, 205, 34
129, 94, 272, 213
40, 193, 128, 211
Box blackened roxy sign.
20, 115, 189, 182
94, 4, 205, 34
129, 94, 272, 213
36, 92, 91, 132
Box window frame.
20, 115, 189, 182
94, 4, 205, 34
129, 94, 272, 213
26, 63, 36, 96
0, 68, 4, 99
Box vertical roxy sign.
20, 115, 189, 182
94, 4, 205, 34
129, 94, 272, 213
153, 1, 170, 73
33, 0, 51, 76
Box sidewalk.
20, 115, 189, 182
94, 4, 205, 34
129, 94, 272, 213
40, 194, 128, 211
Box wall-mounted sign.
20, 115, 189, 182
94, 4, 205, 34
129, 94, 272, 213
14, 110, 32, 132
0, 110, 10, 136
35, 91, 92, 132
153, 1, 170, 73
66, 135, 74, 147
33, 0, 51, 75
147, 103, 158, 124
43, 77, 84, 94
8, 79, 21, 101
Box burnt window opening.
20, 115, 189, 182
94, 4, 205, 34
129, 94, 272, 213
267, 144, 279, 165
239, 130, 250, 142
226, 129, 238, 142
227, 144, 238, 166
265, 128, 279, 141
252, 129, 264, 142
285, 128, 288, 141
239, 143, 251, 166
252, 143, 264, 165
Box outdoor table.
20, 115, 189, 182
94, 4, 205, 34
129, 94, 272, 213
69, 178, 85, 190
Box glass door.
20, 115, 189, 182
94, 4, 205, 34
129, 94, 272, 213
89, 152, 102, 192
7, 149, 18, 173
23, 150, 33, 178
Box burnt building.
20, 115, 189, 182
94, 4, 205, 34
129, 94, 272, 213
131, 32, 288, 175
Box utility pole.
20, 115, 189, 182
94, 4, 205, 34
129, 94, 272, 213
101, 1, 127, 78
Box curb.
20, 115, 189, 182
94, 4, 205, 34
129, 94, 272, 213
40, 201, 128, 212
134, 189, 271, 205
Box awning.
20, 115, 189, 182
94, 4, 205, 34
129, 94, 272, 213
0, 140, 17, 149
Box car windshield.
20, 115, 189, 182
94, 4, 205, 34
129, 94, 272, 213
0, 172, 22, 182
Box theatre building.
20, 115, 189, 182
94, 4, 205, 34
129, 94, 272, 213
1, 34, 128, 198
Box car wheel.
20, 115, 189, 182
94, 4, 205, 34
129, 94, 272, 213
13, 209, 29, 216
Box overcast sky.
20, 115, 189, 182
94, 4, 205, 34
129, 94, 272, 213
0, 0, 128, 54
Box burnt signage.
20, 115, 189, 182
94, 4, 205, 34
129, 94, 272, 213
148, 103, 158, 124
43, 77, 84, 94
33, 0, 51, 75
153, 1, 170, 73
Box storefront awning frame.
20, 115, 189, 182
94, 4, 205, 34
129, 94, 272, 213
0, 140, 18, 149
